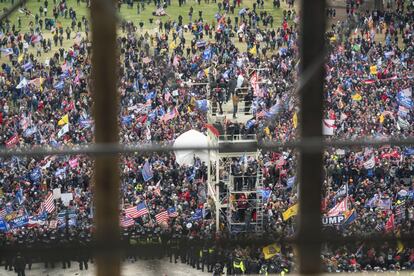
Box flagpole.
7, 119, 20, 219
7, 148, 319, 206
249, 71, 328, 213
346, 182, 348, 211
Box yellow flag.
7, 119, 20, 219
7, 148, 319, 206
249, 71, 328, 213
262, 243, 281, 260
204, 68, 209, 76
396, 230, 404, 253
351, 93, 362, 101
282, 203, 298, 221
18, 54, 24, 63
169, 41, 176, 50
293, 112, 298, 129
249, 45, 257, 56
397, 240, 404, 254
264, 127, 270, 136
58, 114, 69, 126
379, 114, 384, 123
370, 65, 377, 75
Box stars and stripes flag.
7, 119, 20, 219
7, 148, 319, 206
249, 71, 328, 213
120, 217, 135, 228
42, 192, 55, 213
167, 207, 178, 218
124, 203, 146, 219
155, 210, 169, 224
134, 202, 149, 218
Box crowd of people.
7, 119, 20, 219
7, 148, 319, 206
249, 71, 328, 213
0, 0, 413, 274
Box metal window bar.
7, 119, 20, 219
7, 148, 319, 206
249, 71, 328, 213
0, 0, 414, 274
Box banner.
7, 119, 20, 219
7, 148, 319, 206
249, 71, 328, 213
322, 214, 345, 225
322, 119, 335, 135
9, 215, 29, 229
61, 193, 73, 207
53, 188, 62, 199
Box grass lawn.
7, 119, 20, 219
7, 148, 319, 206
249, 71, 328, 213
0, 0, 291, 62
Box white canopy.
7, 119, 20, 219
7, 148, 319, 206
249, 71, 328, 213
173, 130, 211, 166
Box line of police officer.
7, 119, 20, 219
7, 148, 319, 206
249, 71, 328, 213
2, 228, 291, 275
0, 229, 91, 273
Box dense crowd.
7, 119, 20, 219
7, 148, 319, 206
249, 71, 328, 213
0, 0, 413, 274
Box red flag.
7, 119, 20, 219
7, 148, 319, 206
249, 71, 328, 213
385, 214, 394, 233
205, 123, 220, 137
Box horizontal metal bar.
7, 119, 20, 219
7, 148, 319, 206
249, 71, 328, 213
0, 137, 413, 158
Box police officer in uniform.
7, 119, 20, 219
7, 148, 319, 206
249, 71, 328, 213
13, 252, 26, 276
207, 245, 216, 272
200, 243, 209, 272
233, 255, 246, 275
78, 233, 89, 270
137, 229, 147, 259
4, 239, 14, 271
60, 233, 71, 269
259, 264, 268, 275
169, 233, 180, 263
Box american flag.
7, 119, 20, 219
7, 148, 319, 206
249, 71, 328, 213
155, 210, 169, 224
124, 205, 141, 219
134, 202, 149, 218
120, 217, 135, 228
42, 192, 55, 213
167, 207, 178, 218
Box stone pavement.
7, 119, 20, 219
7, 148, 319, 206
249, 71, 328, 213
0, 259, 209, 276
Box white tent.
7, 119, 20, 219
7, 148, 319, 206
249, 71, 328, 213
173, 130, 211, 166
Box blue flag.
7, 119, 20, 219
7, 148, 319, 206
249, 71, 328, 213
403, 148, 414, 156
287, 176, 295, 189
266, 102, 282, 119
191, 209, 203, 221
246, 119, 256, 129
145, 91, 156, 101
260, 189, 272, 201
0, 219, 9, 232
16, 188, 24, 205
30, 167, 42, 182
54, 81, 64, 90
9, 215, 29, 229
141, 161, 153, 182
196, 100, 208, 112
121, 116, 132, 126
202, 48, 212, 60
397, 89, 413, 109
22, 61, 33, 71
23, 126, 37, 138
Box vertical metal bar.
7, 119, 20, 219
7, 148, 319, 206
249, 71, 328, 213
90, 0, 120, 274
298, 0, 326, 273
